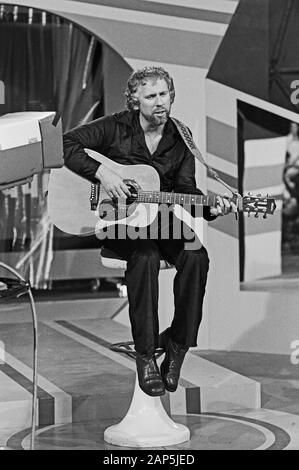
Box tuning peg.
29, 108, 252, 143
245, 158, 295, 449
247, 192, 252, 196
247, 212, 250, 217
255, 212, 259, 218
256, 193, 261, 197
263, 213, 267, 219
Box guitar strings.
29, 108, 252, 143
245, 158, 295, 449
97, 188, 215, 204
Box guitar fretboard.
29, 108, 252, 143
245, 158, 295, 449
136, 191, 217, 206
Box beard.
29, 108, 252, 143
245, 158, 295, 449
140, 108, 170, 127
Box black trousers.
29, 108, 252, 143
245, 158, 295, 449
104, 237, 210, 355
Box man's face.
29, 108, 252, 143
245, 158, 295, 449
135, 77, 171, 126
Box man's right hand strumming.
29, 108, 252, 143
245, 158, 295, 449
96, 165, 131, 200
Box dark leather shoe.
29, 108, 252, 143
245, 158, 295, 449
135, 352, 165, 397
159, 329, 189, 392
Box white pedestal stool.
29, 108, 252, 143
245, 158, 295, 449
100, 248, 190, 448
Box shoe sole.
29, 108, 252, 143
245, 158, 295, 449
138, 385, 166, 397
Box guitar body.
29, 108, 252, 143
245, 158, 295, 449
47, 150, 161, 236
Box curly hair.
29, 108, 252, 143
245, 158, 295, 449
125, 66, 175, 111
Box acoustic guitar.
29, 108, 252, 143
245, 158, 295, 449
47, 148, 277, 238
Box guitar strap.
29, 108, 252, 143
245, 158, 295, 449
171, 117, 240, 197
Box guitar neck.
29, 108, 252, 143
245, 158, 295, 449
136, 191, 217, 206
133, 191, 277, 217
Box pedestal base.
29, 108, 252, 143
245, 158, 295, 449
104, 373, 190, 448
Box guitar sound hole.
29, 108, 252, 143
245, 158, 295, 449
125, 182, 139, 205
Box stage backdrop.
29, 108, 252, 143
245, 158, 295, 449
206, 0, 299, 354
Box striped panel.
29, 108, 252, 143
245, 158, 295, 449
70, 0, 235, 23
3, 0, 235, 69
209, 168, 238, 191
206, 78, 285, 280
205, 211, 239, 238
244, 165, 284, 191
0, 363, 54, 426
63, 6, 229, 35
0, 376, 33, 434
207, 152, 238, 178
3, 350, 72, 426
0, 354, 72, 431
205, 116, 239, 239
243, 211, 282, 236
6, 0, 229, 34
141, 0, 238, 14
59, 14, 223, 68
206, 117, 238, 164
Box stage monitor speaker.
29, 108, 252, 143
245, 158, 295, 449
0, 111, 63, 189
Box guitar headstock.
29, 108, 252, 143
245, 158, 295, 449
242, 193, 277, 218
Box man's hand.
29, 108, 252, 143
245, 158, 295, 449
209, 194, 238, 217
96, 164, 131, 200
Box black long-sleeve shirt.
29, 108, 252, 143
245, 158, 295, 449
63, 109, 215, 220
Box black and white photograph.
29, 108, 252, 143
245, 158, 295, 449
0, 0, 299, 456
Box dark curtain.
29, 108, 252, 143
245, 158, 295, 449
52, 20, 104, 131
0, 6, 104, 286
0, 8, 104, 126
0, 11, 54, 114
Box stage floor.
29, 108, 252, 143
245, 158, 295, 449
0, 297, 299, 451
5, 411, 296, 450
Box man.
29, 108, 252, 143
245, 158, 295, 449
63, 66, 236, 397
